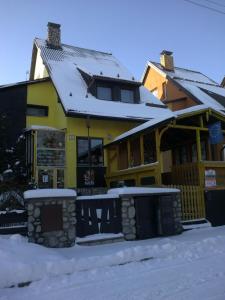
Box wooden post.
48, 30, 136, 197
155, 129, 162, 184
196, 129, 202, 161
127, 140, 131, 167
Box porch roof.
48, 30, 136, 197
105, 115, 174, 146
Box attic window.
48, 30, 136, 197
121, 89, 134, 103
97, 86, 112, 101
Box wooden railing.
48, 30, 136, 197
166, 185, 205, 221
171, 163, 200, 185
105, 162, 161, 187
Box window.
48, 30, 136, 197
121, 89, 134, 103
143, 133, 156, 164
77, 137, 105, 188
97, 86, 112, 101
77, 138, 103, 167
118, 141, 128, 169
27, 105, 48, 117
130, 137, 141, 167
37, 130, 65, 167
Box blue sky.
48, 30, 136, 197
0, 0, 224, 85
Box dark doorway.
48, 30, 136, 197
135, 196, 159, 239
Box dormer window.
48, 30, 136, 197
97, 86, 112, 101
121, 89, 134, 103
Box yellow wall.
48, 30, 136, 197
27, 80, 66, 129
66, 117, 137, 187
33, 48, 49, 80
26, 80, 139, 188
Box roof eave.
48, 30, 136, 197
104, 117, 175, 148
66, 110, 149, 122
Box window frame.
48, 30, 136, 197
26, 104, 48, 117
77, 137, 104, 167
96, 85, 113, 101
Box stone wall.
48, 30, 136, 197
120, 192, 182, 241
121, 196, 136, 241
26, 196, 76, 248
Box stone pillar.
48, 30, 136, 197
172, 193, 183, 234
26, 192, 76, 248
121, 196, 136, 240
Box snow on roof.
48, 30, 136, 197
25, 125, 62, 131
176, 81, 225, 110
149, 62, 217, 85
147, 62, 225, 115
107, 115, 174, 144
35, 38, 170, 121
77, 194, 119, 200
24, 189, 76, 199
108, 187, 180, 196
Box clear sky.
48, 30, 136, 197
0, 0, 224, 85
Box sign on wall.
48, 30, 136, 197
205, 169, 216, 187
208, 122, 223, 144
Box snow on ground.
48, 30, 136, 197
0, 227, 225, 300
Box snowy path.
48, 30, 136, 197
1, 227, 225, 300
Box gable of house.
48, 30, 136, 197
142, 51, 225, 116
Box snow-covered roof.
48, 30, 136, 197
108, 115, 174, 144
34, 38, 173, 121
147, 61, 225, 115
24, 189, 76, 199
25, 125, 62, 132
108, 187, 180, 196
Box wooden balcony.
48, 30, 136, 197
105, 162, 161, 187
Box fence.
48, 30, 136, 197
76, 196, 122, 237
166, 185, 205, 221
0, 210, 27, 234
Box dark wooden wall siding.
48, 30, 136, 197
0, 85, 27, 148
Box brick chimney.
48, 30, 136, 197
47, 22, 61, 49
160, 50, 174, 71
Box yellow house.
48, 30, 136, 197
26, 23, 173, 194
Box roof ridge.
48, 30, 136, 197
150, 61, 218, 84
175, 77, 220, 87
35, 37, 112, 56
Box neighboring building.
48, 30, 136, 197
0, 23, 173, 194
142, 50, 225, 112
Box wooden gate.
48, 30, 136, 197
166, 185, 205, 221
76, 196, 122, 237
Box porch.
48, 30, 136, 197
105, 109, 225, 221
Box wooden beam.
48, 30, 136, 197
196, 129, 202, 161
140, 135, 144, 165
155, 129, 162, 184
127, 140, 131, 167
169, 124, 225, 133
